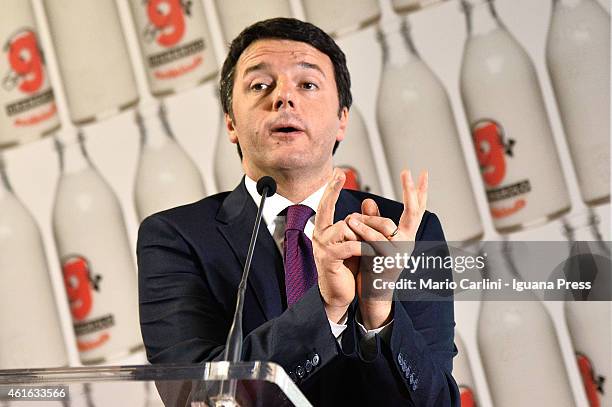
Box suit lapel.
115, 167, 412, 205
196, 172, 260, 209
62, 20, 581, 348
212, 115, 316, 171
217, 181, 284, 321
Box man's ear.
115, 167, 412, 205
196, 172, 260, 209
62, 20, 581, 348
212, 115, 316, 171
225, 113, 238, 144
336, 107, 349, 142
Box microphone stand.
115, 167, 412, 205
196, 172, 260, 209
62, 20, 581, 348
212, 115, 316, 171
197, 177, 276, 407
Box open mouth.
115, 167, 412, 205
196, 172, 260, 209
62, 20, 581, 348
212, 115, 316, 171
275, 126, 299, 133
271, 125, 304, 135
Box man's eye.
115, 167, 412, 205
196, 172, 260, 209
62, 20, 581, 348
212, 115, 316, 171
302, 82, 318, 90
251, 83, 269, 91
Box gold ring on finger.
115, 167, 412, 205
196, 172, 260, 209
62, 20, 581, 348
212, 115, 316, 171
388, 227, 399, 239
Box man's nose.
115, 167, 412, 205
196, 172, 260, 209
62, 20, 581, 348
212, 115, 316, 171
272, 80, 295, 111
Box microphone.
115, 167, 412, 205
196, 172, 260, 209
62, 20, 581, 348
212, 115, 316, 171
256, 176, 277, 197
223, 176, 277, 363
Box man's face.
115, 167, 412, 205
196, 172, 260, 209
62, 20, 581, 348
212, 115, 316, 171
226, 39, 348, 177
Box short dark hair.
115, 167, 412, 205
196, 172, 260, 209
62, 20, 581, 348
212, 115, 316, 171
219, 18, 352, 158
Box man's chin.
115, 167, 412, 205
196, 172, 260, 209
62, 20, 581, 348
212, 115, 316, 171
265, 153, 312, 172
272, 159, 310, 171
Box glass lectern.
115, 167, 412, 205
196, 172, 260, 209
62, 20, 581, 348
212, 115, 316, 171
0, 361, 312, 406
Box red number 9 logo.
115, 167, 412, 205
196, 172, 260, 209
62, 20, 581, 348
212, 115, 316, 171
8, 31, 44, 94
473, 121, 506, 187
63, 257, 93, 321
147, 0, 186, 47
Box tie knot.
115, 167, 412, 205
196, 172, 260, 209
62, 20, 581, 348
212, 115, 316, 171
285, 204, 314, 231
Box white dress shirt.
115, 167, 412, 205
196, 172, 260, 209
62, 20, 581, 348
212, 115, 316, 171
244, 175, 392, 350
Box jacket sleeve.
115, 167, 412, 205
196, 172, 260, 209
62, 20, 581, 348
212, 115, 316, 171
340, 211, 461, 407
137, 214, 339, 375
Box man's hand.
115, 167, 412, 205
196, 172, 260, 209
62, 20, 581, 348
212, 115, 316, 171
347, 169, 428, 329
313, 168, 361, 324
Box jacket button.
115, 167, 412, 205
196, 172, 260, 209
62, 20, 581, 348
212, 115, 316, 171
412, 383, 418, 391
312, 353, 320, 366
296, 365, 305, 378
305, 360, 313, 373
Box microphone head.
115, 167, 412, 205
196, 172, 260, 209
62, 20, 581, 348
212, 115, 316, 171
256, 176, 277, 197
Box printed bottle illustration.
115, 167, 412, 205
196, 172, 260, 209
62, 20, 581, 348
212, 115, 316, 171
546, 0, 610, 206
128, 0, 218, 95
460, 0, 570, 232
562, 213, 610, 407
392, 0, 421, 14
0, 0, 59, 147
134, 102, 206, 221
376, 18, 482, 242
52, 131, 142, 364
334, 105, 382, 194
454, 333, 479, 407
477, 242, 575, 406
43, 0, 138, 123
0, 155, 67, 369
392, 0, 449, 14
302, 0, 380, 37
213, 0, 292, 44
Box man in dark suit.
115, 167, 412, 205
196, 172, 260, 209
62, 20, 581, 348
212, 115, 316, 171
137, 18, 459, 406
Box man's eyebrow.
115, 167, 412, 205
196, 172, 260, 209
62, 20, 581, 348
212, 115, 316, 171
298, 61, 326, 78
241, 61, 326, 78
243, 62, 270, 77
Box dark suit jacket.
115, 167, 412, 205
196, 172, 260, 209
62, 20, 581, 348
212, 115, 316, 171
137, 180, 460, 406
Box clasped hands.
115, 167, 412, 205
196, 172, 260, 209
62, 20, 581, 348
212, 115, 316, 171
313, 168, 428, 330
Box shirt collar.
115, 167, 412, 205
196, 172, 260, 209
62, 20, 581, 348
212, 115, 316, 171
244, 175, 327, 226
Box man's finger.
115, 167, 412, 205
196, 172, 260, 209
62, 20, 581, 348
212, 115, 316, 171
322, 218, 359, 243
361, 198, 380, 217
347, 215, 387, 242
315, 168, 345, 232
349, 213, 396, 238
399, 169, 419, 230
417, 170, 428, 209
329, 241, 361, 260
405, 169, 418, 212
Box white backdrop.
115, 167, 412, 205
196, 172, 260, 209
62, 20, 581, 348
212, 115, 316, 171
1, 0, 610, 406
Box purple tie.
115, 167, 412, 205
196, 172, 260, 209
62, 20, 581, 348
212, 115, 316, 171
283, 204, 317, 307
